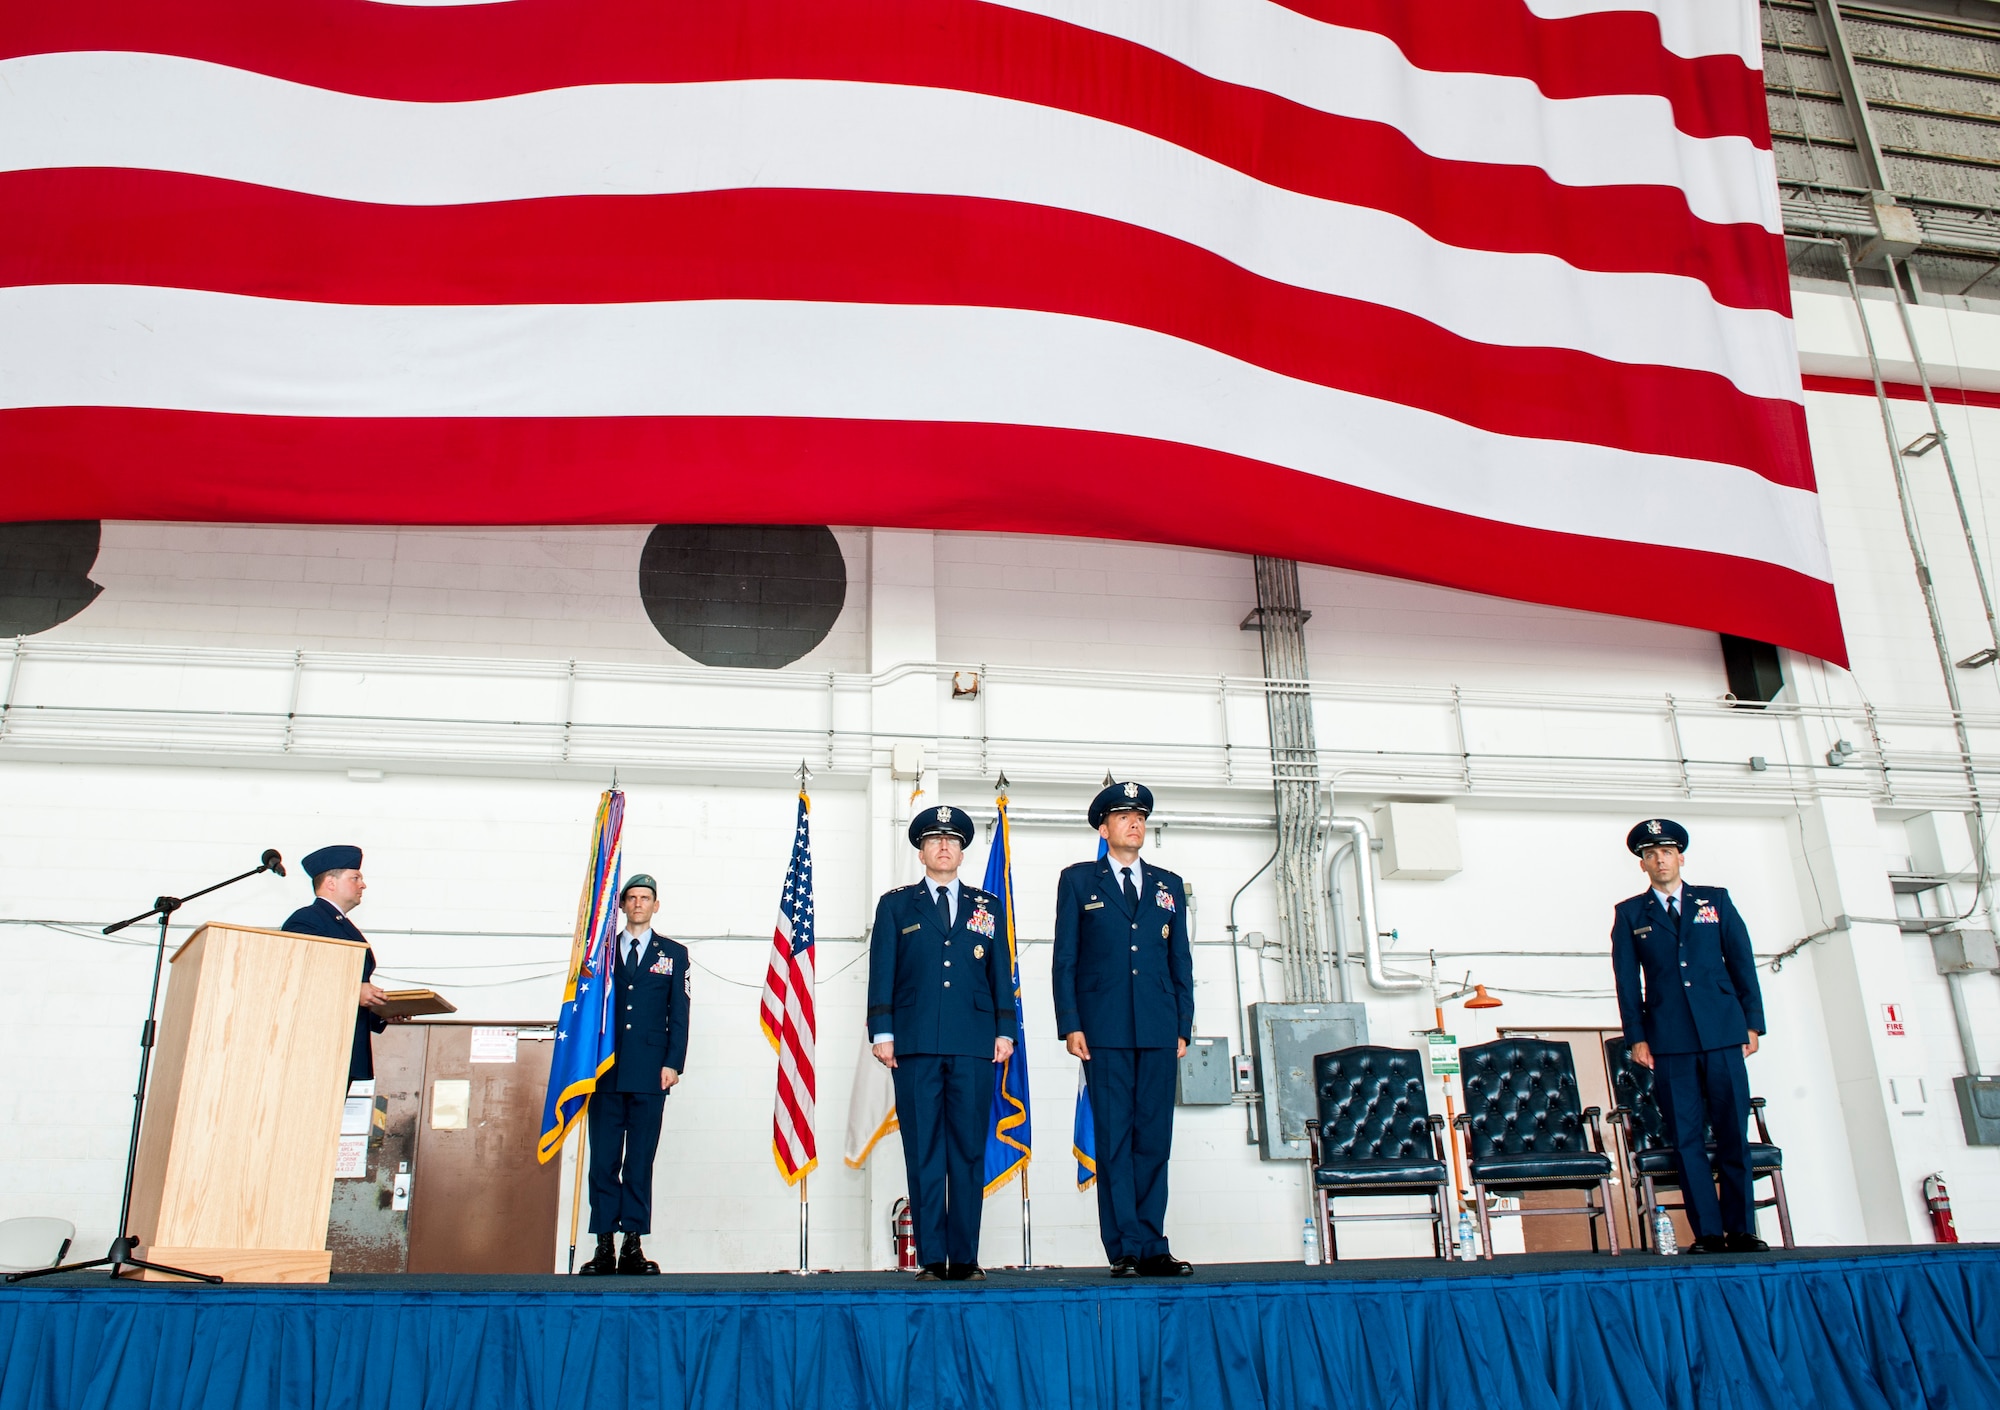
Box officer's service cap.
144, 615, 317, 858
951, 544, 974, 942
1089, 781, 1154, 829
302, 844, 362, 878
1627, 818, 1690, 855
620, 873, 659, 900
909, 805, 974, 848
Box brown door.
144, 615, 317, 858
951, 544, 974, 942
329, 1022, 562, 1274
404, 1024, 561, 1274
1495, 1027, 1666, 1252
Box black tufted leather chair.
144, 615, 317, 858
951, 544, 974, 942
1604, 1037, 1794, 1247
1305, 1046, 1455, 1260
1453, 1038, 1619, 1258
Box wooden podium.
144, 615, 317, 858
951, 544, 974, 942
125, 922, 366, 1282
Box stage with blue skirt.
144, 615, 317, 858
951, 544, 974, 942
2, 1245, 1995, 1409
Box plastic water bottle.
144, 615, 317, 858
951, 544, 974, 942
1653, 1206, 1680, 1256
1456, 1211, 1477, 1260
1302, 1217, 1320, 1265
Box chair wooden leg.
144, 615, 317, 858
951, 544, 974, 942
1433, 1185, 1451, 1261
1601, 1177, 1621, 1255
1317, 1188, 1336, 1264
1474, 1182, 1495, 1260
1768, 1169, 1795, 1248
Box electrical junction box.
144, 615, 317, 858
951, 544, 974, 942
1954, 1076, 2000, 1146
1249, 1002, 1369, 1160
1934, 929, 2000, 974
1175, 1036, 1234, 1106
1374, 803, 1462, 880
1231, 1053, 1257, 1093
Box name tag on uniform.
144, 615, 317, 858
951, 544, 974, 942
1633, 926, 1652, 937
901, 924, 922, 934
1083, 901, 1104, 911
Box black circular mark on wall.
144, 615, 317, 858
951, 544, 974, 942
0, 521, 104, 637
639, 525, 846, 669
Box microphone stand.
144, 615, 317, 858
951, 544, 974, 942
8, 856, 283, 1284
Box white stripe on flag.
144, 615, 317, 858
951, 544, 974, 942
0, 287, 1830, 579
0, 55, 1792, 388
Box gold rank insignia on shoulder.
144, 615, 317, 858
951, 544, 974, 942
973, 944, 985, 959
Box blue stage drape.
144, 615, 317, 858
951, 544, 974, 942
2, 1251, 1996, 1410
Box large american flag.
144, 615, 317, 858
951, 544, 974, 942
0, 1, 1839, 661
760, 790, 817, 1185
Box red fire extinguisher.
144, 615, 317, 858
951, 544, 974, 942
1925, 1173, 1959, 1244
892, 1197, 916, 1270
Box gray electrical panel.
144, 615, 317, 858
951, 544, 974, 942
1934, 930, 2000, 975
1954, 1076, 2000, 1146
1175, 1036, 1233, 1105
1248, 1001, 1369, 1160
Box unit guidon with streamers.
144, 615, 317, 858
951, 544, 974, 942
0, 0, 1840, 660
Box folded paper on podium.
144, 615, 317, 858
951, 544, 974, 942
126, 922, 366, 1282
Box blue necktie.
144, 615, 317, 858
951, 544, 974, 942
934, 885, 951, 929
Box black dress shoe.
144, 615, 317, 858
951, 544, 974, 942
1688, 1235, 1731, 1254
947, 1263, 986, 1282
1725, 1233, 1770, 1253
1108, 1255, 1140, 1278
617, 1235, 660, 1275
915, 1263, 948, 1281
1137, 1252, 1194, 1278
577, 1234, 617, 1276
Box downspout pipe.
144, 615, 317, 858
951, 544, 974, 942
1324, 815, 1422, 993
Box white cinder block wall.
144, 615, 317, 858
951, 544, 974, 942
7, 286, 2000, 1265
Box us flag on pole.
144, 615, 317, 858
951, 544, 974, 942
760, 789, 817, 1185
0, 1, 1839, 661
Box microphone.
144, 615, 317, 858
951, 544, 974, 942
262, 849, 286, 878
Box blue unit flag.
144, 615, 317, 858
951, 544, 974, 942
537, 789, 625, 1162
1072, 832, 1107, 1190
983, 793, 1031, 1194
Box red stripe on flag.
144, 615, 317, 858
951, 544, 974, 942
0, 407, 1847, 662
1276, 0, 1769, 144
0, 172, 1810, 488
0, 3, 1786, 308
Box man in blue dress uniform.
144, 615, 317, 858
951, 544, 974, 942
280, 845, 386, 1085
868, 805, 1016, 1281
1052, 782, 1195, 1277
579, 873, 692, 1276
1610, 818, 1768, 1253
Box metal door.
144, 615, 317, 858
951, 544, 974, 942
406, 1024, 560, 1274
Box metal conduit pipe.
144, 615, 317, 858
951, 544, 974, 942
1324, 815, 1423, 993
1326, 835, 1356, 1003
966, 808, 1275, 832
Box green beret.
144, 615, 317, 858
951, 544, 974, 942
620, 874, 659, 900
